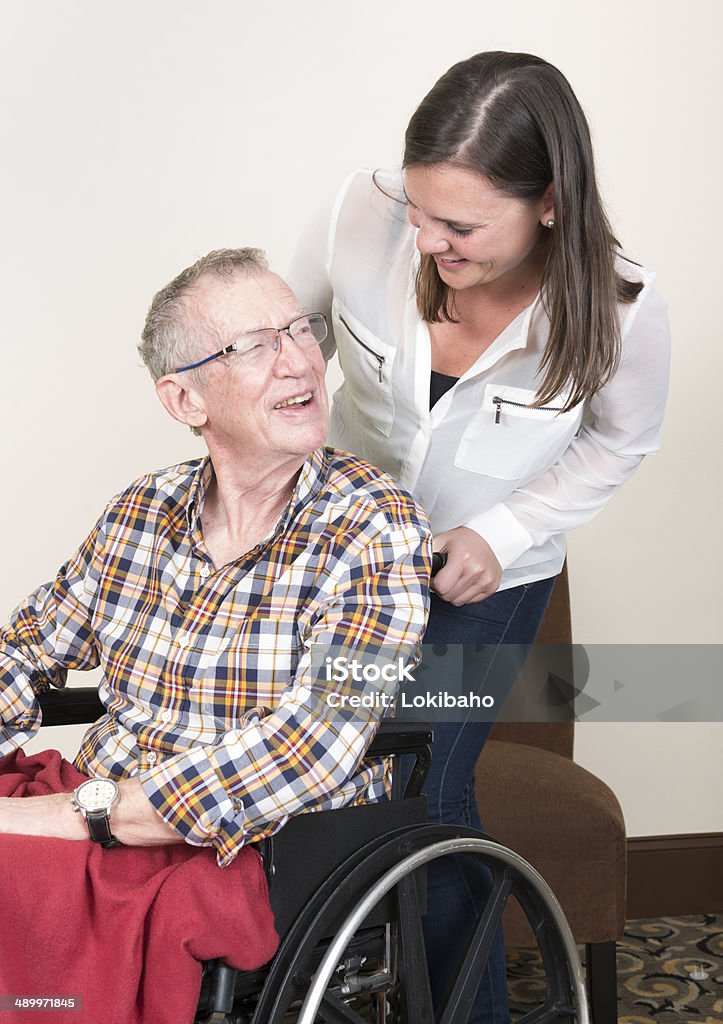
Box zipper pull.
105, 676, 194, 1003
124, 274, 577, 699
376, 357, 384, 383
493, 397, 502, 424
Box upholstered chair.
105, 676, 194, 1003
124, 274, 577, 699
475, 565, 625, 1024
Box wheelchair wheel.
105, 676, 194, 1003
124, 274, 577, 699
252, 825, 590, 1024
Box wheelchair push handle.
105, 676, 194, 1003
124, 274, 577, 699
431, 551, 447, 576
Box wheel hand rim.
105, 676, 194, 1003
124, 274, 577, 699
296, 837, 590, 1024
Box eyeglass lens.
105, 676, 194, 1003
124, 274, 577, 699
236, 314, 327, 360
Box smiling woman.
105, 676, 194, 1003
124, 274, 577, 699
404, 164, 553, 377
404, 164, 551, 298
290, 49, 671, 1024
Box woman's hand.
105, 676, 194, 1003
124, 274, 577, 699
432, 527, 502, 606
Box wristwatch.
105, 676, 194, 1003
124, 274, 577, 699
71, 777, 121, 848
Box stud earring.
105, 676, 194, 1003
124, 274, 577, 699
546, 219, 555, 229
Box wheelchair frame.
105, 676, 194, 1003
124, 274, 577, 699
38, 688, 591, 1024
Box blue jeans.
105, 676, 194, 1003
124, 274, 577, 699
420, 576, 557, 1024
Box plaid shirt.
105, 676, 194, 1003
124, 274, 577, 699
0, 448, 431, 866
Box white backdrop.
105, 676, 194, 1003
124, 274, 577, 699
2, 0, 721, 836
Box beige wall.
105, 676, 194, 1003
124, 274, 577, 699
4, 0, 722, 836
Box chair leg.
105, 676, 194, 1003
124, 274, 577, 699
586, 941, 618, 1024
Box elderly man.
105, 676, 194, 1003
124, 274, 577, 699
0, 248, 432, 862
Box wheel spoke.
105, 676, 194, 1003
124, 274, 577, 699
396, 868, 435, 1023
318, 989, 373, 1024
514, 1000, 578, 1023
510, 882, 580, 1013
438, 869, 513, 1024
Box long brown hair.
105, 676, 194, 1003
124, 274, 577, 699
403, 51, 642, 410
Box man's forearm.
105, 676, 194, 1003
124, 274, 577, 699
0, 778, 183, 846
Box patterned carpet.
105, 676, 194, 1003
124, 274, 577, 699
508, 915, 723, 1022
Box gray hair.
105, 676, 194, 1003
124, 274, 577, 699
138, 247, 269, 383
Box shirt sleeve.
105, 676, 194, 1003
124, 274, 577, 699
0, 519, 105, 755
140, 507, 432, 867
285, 188, 340, 364
465, 284, 672, 567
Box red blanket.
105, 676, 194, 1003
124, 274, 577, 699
0, 749, 279, 1024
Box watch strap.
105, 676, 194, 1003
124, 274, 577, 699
86, 810, 121, 848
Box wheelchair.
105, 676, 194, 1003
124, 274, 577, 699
39, 688, 591, 1024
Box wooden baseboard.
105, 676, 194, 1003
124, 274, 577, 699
627, 833, 723, 919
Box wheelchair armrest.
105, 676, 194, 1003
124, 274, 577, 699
366, 718, 433, 758
365, 718, 433, 799
36, 693, 433, 746
37, 687, 104, 727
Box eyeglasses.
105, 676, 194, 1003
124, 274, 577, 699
172, 312, 328, 374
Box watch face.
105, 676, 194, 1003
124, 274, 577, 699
75, 778, 118, 813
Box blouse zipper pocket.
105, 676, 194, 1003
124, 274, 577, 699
339, 315, 386, 383
492, 395, 566, 425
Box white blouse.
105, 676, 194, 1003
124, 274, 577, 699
289, 168, 671, 591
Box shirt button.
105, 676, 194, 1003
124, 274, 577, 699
178, 634, 192, 648
162, 708, 173, 723
146, 751, 158, 765
199, 564, 211, 579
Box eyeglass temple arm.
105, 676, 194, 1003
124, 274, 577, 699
173, 343, 237, 374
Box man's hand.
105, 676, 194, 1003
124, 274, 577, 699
0, 779, 181, 846
431, 527, 502, 606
